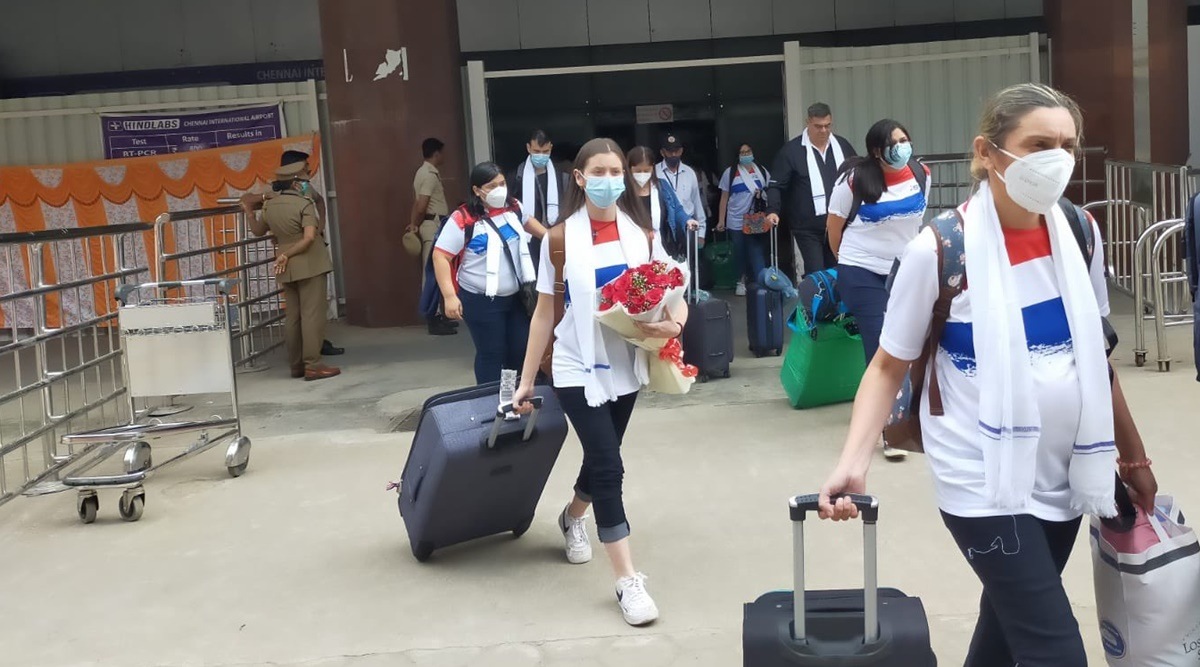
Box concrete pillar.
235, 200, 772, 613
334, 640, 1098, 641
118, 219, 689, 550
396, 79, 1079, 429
1046, 0, 1188, 165
318, 0, 467, 327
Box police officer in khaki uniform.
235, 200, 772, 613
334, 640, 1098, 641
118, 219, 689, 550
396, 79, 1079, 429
407, 137, 457, 336
255, 162, 341, 381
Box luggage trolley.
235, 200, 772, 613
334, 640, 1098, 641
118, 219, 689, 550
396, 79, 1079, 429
30, 279, 252, 523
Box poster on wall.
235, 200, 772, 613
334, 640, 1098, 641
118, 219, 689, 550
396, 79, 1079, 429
100, 104, 286, 159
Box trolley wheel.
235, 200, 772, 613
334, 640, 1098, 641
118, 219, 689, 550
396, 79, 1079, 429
698, 374, 710, 384
77, 494, 98, 524
225, 436, 251, 478
722, 370, 732, 379
1135, 352, 1147, 367
118, 491, 145, 522
772, 349, 782, 357
513, 516, 534, 538
412, 541, 434, 562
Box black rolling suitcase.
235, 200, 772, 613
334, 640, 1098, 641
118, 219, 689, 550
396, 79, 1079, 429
682, 229, 734, 381
747, 227, 786, 357
397, 382, 568, 562
743, 494, 936, 666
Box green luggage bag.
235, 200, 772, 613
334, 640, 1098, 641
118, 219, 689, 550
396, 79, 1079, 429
703, 232, 739, 291
780, 313, 867, 409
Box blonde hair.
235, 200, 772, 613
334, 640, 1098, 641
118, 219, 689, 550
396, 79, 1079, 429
971, 83, 1084, 181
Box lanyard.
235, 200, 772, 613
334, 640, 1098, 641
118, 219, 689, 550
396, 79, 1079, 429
664, 167, 681, 192
534, 173, 547, 219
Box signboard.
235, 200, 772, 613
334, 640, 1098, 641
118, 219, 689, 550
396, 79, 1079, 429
101, 104, 286, 159
635, 104, 675, 125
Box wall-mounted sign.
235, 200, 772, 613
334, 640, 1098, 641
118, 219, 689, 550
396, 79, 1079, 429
635, 104, 674, 125
101, 104, 285, 159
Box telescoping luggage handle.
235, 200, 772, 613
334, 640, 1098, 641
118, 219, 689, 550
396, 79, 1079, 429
788, 493, 881, 645
485, 396, 544, 449
687, 226, 701, 302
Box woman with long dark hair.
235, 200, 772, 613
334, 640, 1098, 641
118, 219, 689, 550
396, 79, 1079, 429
432, 162, 535, 384
627, 145, 694, 261
511, 138, 688, 627
818, 84, 1157, 666
717, 142, 771, 295
825, 119, 929, 461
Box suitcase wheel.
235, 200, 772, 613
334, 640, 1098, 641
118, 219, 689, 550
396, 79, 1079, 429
722, 370, 731, 379
772, 349, 781, 357
753, 349, 764, 358
698, 374, 710, 384
412, 541, 434, 562
513, 515, 533, 538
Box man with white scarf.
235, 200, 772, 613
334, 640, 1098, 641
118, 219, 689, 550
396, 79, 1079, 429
766, 103, 857, 281
509, 129, 558, 271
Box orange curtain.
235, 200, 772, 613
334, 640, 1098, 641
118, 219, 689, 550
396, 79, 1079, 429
0, 135, 321, 329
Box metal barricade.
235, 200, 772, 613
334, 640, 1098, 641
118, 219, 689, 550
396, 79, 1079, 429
0, 223, 150, 508
1080, 199, 1153, 296
1129, 219, 1191, 371
154, 206, 284, 368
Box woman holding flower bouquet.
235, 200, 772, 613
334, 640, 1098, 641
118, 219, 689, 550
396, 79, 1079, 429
433, 162, 537, 384
512, 138, 689, 627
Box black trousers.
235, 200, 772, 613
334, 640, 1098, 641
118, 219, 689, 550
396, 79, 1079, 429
555, 388, 638, 543
792, 224, 836, 278
941, 512, 1087, 667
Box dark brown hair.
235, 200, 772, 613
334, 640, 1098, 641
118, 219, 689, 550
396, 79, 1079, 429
556, 138, 653, 230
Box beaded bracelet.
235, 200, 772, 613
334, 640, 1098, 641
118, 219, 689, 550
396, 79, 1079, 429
1117, 458, 1153, 470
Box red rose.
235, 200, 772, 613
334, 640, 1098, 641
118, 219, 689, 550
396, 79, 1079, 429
646, 287, 665, 306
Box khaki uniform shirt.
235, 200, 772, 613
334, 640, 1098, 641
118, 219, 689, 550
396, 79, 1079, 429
413, 161, 449, 217
261, 190, 334, 284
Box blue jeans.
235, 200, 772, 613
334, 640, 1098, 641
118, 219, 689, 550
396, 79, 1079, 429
836, 264, 890, 364
941, 512, 1086, 667
557, 388, 639, 543
458, 290, 530, 384
731, 228, 768, 284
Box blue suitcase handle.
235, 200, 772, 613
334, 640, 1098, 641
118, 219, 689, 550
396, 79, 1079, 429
486, 396, 544, 449
790, 493, 879, 523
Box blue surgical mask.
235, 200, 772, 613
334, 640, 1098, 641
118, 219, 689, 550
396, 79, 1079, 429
298, 180, 311, 195
884, 142, 913, 170
738, 154, 755, 166
530, 153, 550, 169
584, 175, 626, 208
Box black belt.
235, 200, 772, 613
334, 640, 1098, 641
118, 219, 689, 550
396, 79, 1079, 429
422, 214, 440, 221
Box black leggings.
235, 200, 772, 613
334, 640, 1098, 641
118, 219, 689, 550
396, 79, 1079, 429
555, 387, 638, 543
941, 512, 1086, 667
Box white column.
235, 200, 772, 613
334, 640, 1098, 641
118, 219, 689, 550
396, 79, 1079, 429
464, 61, 492, 165
783, 41, 804, 141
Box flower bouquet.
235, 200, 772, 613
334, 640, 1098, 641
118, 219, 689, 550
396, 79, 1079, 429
595, 260, 698, 394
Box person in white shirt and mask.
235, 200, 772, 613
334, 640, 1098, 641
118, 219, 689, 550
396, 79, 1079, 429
509, 129, 559, 271
656, 134, 707, 246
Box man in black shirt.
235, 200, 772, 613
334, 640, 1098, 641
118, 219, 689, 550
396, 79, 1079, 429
766, 103, 857, 280
509, 129, 558, 271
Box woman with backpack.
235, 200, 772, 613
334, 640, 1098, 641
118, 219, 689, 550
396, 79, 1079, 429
511, 138, 688, 627
628, 145, 697, 262
826, 119, 930, 461
818, 83, 1158, 666
431, 162, 535, 384
717, 143, 772, 296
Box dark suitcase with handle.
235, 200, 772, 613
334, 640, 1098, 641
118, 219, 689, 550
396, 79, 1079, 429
682, 229, 734, 381
747, 227, 786, 357
398, 382, 568, 562
743, 494, 936, 666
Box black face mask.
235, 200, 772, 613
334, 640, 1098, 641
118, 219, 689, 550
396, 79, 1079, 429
665, 156, 682, 169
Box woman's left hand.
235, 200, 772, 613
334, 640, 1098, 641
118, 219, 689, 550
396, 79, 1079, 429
634, 320, 683, 340
686, 219, 700, 230
1124, 466, 1159, 514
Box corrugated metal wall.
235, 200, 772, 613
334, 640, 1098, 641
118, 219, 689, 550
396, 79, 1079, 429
797, 35, 1037, 156
0, 81, 326, 168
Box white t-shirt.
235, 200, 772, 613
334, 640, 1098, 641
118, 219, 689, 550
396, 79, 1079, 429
828, 165, 931, 275
879, 210, 1110, 521
536, 217, 671, 395
434, 207, 529, 297
718, 164, 770, 231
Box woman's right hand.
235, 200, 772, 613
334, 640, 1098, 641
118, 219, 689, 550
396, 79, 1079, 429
511, 383, 536, 415
817, 466, 868, 521
443, 296, 463, 320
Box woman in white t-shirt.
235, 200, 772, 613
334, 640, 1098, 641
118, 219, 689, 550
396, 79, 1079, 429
511, 138, 687, 628
717, 143, 771, 296
817, 84, 1158, 666
826, 119, 929, 461
433, 162, 535, 384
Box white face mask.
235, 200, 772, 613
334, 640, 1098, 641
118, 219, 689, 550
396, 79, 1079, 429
482, 185, 508, 209
632, 172, 653, 187
993, 146, 1075, 214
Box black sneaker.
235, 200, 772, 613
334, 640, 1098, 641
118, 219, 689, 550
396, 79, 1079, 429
321, 340, 345, 356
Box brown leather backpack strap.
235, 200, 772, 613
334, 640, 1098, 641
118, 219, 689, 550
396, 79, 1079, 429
540, 225, 567, 378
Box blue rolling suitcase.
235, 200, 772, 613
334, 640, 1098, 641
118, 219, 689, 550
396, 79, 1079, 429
398, 382, 568, 562
747, 227, 786, 358
743, 494, 936, 666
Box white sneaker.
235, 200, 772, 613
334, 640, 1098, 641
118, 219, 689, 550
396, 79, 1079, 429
883, 445, 908, 461
735, 281, 747, 296
558, 506, 592, 564
615, 573, 659, 626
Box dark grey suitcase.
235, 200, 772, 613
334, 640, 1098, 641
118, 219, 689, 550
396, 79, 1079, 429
398, 382, 568, 562
682, 229, 734, 381
747, 228, 786, 357
742, 494, 936, 666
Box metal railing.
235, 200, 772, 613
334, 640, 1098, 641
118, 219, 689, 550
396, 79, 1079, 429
0, 205, 283, 509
